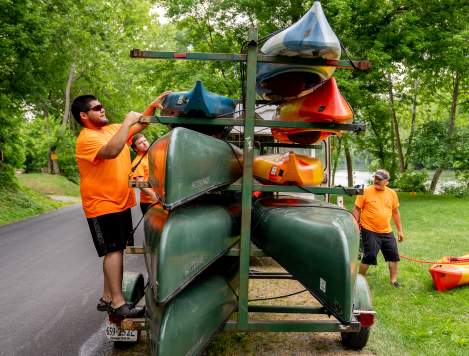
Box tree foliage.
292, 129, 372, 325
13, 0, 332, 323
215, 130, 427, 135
0, 0, 467, 193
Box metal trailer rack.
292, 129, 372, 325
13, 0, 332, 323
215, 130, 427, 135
127, 28, 371, 340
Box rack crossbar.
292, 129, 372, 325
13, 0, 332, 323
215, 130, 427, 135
130, 49, 371, 70
224, 319, 360, 332
140, 116, 365, 132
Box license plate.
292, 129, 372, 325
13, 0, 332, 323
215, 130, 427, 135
105, 321, 138, 342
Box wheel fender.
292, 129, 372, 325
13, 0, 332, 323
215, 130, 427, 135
122, 271, 145, 304
353, 274, 373, 312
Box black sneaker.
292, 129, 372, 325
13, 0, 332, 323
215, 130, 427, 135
97, 298, 112, 312
109, 303, 144, 318
392, 281, 402, 288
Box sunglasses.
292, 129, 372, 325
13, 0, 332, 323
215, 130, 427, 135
87, 104, 104, 112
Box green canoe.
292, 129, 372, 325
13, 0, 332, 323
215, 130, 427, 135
145, 257, 239, 356
148, 127, 243, 210
252, 196, 360, 323
144, 195, 241, 304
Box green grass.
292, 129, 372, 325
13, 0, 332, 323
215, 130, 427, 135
17, 173, 80, 197
0, 173, 80, 226
336, 193, 469, 355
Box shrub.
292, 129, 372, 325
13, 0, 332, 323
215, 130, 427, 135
395, 170, 428, 192
439, 183, 469, 198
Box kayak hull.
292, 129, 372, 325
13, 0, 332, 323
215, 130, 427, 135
257, 2, 341, 99
144, 197, 241, 304
429, 255, 469, 292
161, 80, 235, 137
253, 151, 324, 186
252, 196, 360, 323
145, 257, 239, 356
148, 127, 243, 210
272, 77, 353, 144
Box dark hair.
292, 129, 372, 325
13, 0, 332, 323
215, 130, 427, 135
131, 133, 145, 152
71, 95, 97, 126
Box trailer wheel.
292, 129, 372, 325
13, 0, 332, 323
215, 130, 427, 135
122, 271, 145, 304
341, 325, 370, 350
341, 274, 373, 350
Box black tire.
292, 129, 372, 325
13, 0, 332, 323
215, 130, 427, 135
341, 327, 370, 350
341, 274, 373, 350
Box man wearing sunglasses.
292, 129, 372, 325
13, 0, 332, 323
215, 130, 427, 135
353, 169, 404, 288
71, 93, 167, 317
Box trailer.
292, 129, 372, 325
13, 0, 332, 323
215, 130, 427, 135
111, 26, 375, 355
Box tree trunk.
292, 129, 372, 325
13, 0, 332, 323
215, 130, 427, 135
62, 63, 75, 126
387, 72, 405, 172
447, 71, 459, 138
429, 167, 443, 193
389, 104, 398, 179
331, 137, 343, 186
430, 71, 460, 193
47, 147, 53, 174
343, 136, 353, 187
404, 79, 418, 170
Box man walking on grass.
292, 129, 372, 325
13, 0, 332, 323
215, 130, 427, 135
353, 169, 404, 288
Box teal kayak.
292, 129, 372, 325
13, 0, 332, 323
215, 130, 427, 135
145, 257, 239, 356
148, 127, 243, 210
252, 196, 360, 323
144, 194, 241, 304
161, 80, 236, 137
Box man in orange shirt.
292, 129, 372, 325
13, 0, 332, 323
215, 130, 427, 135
72, 94, 166, 317
130, 133, 157, 215
353, 169, 404, 288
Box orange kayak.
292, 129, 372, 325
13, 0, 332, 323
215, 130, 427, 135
253, 152, 324, 186
272, 77, 353, 144
429, 254, 469, 292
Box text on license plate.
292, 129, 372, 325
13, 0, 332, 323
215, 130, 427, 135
105, 322, 138, 342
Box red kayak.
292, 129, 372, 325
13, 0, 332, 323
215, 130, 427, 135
272, 77, 353, 144
429, 254, 469, 292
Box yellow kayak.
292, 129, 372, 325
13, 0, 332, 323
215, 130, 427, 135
253, 152, 324, 186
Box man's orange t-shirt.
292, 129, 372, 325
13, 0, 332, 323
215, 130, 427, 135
354, 185, 399, 233
130, 153, 154, 204
76, 124, 136, 218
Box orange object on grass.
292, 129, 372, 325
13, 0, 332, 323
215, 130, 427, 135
429, 254, 469, 292
253, 151, 324, 186
271, 77, 353, 144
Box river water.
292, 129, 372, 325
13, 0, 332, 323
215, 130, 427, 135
333, 170, 458, 193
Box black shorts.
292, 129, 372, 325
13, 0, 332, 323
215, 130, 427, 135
87, 209, 133, 257
361, 228, 400, 265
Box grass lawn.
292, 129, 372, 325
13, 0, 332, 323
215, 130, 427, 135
363, 193, 469, 356
17, 173, 80, 197
0, 173, 80, 226
204, 193, 469, 355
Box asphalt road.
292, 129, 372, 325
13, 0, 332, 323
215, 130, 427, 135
0, 203, 146, 356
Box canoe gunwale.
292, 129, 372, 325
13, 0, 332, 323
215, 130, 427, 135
155, 237, 240, 305
161, 178, 241, 210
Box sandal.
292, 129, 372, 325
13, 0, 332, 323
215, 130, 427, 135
109, 303, 144, 318
97, 298, 112, 312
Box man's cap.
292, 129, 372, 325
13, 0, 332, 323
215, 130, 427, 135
374, 169, 390, 181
